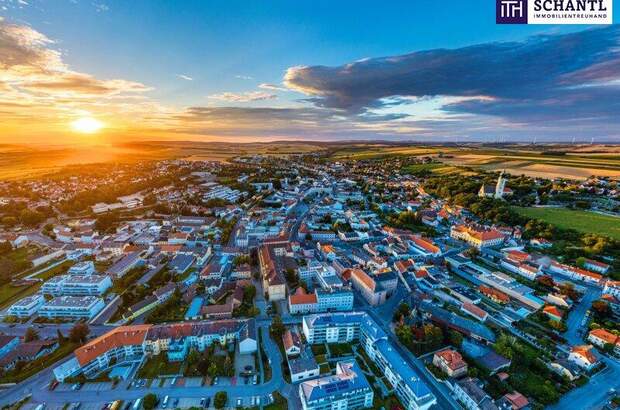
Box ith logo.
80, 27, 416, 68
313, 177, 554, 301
497, 0, 528, 23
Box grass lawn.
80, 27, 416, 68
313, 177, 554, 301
136, 354, 182, 378
0, 259, 73, 309
0, 342, 78, 383
512, 207, 620, 240
401, 163, 444, 174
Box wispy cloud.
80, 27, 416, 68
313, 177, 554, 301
93, 2, 109, 12
177, 74, 193, 81
208, 91, 277, 102
259, 83, 288, 92
235, 75, 253, 80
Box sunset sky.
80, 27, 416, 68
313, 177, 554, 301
1, 0, 619, 145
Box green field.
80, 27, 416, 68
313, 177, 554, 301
512, 207, 620, 240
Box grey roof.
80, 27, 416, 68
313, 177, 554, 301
421, 301, 496, 342
288, 347, 319, 375
374, 339, 433, 400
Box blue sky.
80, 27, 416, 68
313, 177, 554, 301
1, 0, 619, 143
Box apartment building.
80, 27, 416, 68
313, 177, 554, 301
42, 275, 112, 296
302, 312, 436, 410
7, 294, 46, 318
54, 318, 257, 381
299, 360, 373, 410
38, 296, 105, 320
68, 261, 96, 275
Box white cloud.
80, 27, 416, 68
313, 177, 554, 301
177, 74, 193, 81
208, 91, 277, 102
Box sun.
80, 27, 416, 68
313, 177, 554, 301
71, 117, 104, 133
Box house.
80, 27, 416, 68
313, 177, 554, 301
588, 328, 620, 353
542, 305, 563, 322
283, 328, 302, 357
544, 293, 572, 308
153, 283, 176, 302
496, 392, 529, 410
288, 347, 320, 383
454, 377, 498, 410
0, 339, 59, 370
461, 302, 488, 322
479, 285, 510, 304
433, 349, 468, 378
568, 345, 599, 371
549, 358, 581, 381
583, 259, 610, 275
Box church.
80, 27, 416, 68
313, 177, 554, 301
479, 171, 512, 199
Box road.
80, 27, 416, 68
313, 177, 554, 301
549, 356, 620, 410
564, 286, 600, 345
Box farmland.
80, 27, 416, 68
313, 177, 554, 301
512, 207, 620, 240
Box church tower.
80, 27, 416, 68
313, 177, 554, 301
494, 171, 507, 199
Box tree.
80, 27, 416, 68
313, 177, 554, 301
24, 327, 39, 343
464, 247, 480, 259
270, 315, 285, 338
448, 330, 463, 347
214, 391, 228, 409
208, 362, 218, 378
592, 300, 611, 318
69, 322, 90, 344
143, 393, 158, 410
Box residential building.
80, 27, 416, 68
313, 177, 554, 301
433, 349, 468, 378
454, 377, 498, 410
38, 296, 105, 320
259, 244, 287, 301
54, 319, 257, 381
568, 345, 599, 371
41, 275, 112, 296
588, 328, 620, 354
299, 360, 373, 410
7, 294, 45, 318
289, 347, 320, 383
68, 261, 96, 275
583, 259, 610, 274
450, 225, 505, 249
303, 312, 437, 410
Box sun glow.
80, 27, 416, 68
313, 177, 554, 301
71, 117, 104, 133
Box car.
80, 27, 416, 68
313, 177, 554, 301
253, 375, 257, 385
236, 399, 242, 406
173, 398, 179, 407
200, 398, 205, 407
213, 377, 218, 385
205, 398, 211, 407
256, 397, 261, 405
269, 394, 274, 403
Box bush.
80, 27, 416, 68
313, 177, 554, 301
214, 391, 227, 409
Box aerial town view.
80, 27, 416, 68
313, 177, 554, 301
0, 2, 619, 410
